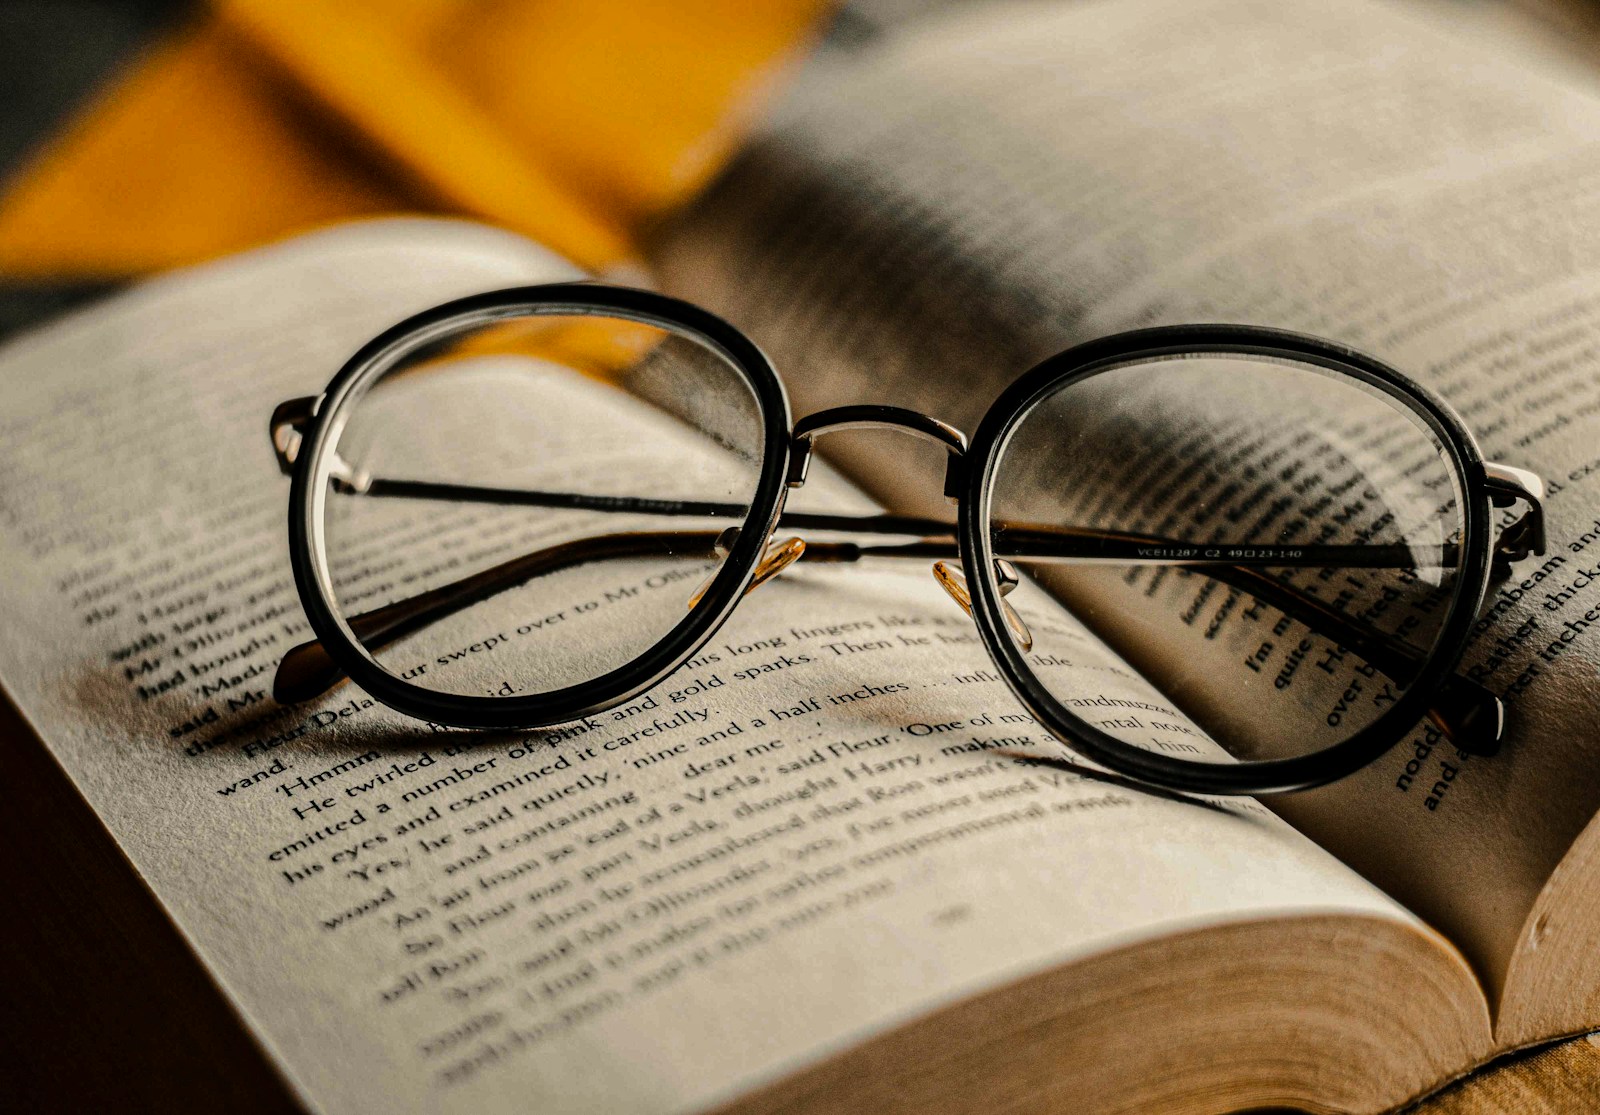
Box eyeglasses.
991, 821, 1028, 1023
268, 284, 1545, 796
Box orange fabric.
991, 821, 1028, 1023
0, 0, 829, 278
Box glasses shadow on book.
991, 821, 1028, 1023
59, 660, 524, 764
62, 655, 1229, 818
994, 749, 1235, 815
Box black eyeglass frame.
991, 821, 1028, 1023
282, 284, 1516, 796
287, 284, 794, 738
962, 328, 1494, 796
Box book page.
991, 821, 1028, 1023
656, 0, 1600, 1041
0, 219, 1466, 1115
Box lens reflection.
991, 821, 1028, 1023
317, 310, 766, 699
986, 352, 1466, 765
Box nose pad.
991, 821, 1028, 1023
931, 560, 1033, 651
688, 529, 808, 610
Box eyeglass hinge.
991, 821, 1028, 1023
270, 395, 322, 476
1482, 461, 1547, 564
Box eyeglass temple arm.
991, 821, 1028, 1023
275, 529, 722, 705
272, 525, 898, 705
1483, 462, 1547, 566
330, 467, 1542, 561
268, 398, 1542, 566
271, 397, 1545, 569
326, 475, 1475, 564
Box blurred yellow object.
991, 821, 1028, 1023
0, 0, 829, 277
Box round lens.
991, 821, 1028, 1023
311, 304, 770, 702
984, 349, 1471, 769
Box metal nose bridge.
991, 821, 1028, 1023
786, 405, 969, 499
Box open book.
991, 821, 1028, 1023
1, 1, 1596, 1112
